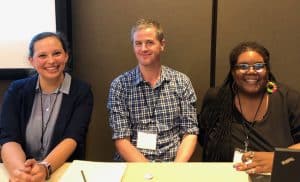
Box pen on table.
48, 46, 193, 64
81, 170, 87, 182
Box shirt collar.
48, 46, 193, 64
133, 65, 172, 86
133, 66, 143, 85
35, 72, 71, 94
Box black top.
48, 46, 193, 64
199, 83, 300, 161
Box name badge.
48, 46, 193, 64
233, 148, 252, 164
137, 131, 157, 150
233, 148, 244, 163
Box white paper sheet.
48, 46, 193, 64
59, 160, 127, 182
0, 164, 9, 182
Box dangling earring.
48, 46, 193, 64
266, 81, 277, 94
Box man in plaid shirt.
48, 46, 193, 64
107, 18, 198, 162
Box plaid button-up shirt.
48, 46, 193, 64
108, 65, 198, 161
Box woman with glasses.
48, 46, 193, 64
198, 41, 300, 174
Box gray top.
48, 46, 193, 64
25, 73, 71, 160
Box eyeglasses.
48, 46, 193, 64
235, 63, 266, 72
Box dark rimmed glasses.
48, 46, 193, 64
235, 62, 266, 72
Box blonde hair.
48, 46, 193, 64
130, 18, 164, 43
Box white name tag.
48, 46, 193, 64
137, 131, 157, 150
233, 148, 244, 163
233, 148, 252, 164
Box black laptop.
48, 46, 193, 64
270, 148, 300, 182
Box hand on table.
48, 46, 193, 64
26, 159, 47, 182
233, 151, 274, 174
9, 159, 47, 182
9, 162, 32, 182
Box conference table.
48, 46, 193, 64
0, 161, 270, 182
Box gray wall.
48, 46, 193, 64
0, 0, 300, 162
216, 0, 300, 88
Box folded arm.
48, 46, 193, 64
24, 138, 77, 181
1, 142, 32, 181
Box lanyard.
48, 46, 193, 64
39, 86, 60, 152
237, 92, 265, 152
141, 83, 159, 119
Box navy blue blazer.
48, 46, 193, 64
0, 74, 93, 161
